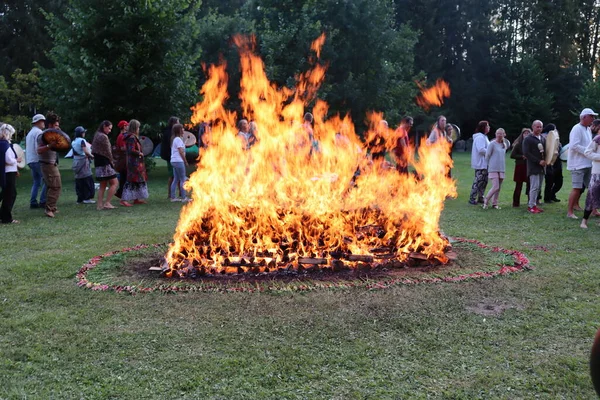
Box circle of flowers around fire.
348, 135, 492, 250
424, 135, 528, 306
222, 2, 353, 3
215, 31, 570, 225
75, 238, 532, 295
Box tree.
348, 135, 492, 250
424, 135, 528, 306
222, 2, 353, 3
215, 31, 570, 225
0, 0, 66, 79
41, 0, 202, 134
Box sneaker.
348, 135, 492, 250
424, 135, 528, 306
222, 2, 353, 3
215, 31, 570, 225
181, 197, 192, 203
83, 199, 96, 204
39, 202, 46, 209
30, 203, 39, 209
552, 198, 561, 203
492, 205, 501, 210
482, 203, 488, 209
477, 198, 485, 204
468, 200, 478, 205
566, 213, 578, 219
76, 201, 83, 204
170, 198, 181, 202
528, 207, 541, 214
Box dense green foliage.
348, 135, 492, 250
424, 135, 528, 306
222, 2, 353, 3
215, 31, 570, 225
2, 0, 600, 138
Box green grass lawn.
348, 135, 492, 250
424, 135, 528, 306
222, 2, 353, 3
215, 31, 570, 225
1, 153, 599, 399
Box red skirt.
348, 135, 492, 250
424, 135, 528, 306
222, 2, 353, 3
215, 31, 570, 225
513, 163, 527, 183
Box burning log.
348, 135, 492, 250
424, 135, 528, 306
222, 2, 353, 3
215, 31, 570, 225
298, 257, 328, 265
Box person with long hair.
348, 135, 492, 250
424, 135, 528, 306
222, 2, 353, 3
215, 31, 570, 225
483, 128, 508, 209
0, 123, 21, 223
511, 128, 531, 207
92, 120, 118, 210
169, 123, 190, 202
160, 116, 180, 198
121, 119, 148, 204
468, 120, 491, 204
114, 120, 131, 207
580, 133, 600, 228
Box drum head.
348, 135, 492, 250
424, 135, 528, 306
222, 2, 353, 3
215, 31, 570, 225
42, 128, 71, 151
183, 131, 197, 148
559, 143, 569, 161
450, 124, 461, 142
13, 143, 26, 169
139, 136, 154, 156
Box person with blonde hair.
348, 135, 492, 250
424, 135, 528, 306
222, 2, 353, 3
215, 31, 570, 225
483, 128, 508, 209
0, 123, 21, 223
121, 119, 148, 204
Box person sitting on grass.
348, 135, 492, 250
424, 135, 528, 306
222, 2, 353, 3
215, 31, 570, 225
169, 123, 190, 202
483, 128, 508, 209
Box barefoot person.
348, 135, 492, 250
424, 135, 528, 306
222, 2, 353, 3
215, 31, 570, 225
580, 134, 600, 228
122, 119, 148, 205
92, 120, 118, 210
566, 108, 596, 219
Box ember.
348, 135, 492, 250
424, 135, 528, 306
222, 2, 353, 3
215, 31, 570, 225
164, 34, 456, 278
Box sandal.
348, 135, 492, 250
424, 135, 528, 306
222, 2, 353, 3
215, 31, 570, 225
133, 199, 147, 205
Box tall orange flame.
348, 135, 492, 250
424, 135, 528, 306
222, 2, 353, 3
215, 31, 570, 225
165, 34, 456, 277
416, 79, 451, 111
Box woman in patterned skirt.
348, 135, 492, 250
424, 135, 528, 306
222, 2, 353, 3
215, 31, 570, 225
121, 119, 148, 204
580, 134, 600, 228
92, 120, 118, 210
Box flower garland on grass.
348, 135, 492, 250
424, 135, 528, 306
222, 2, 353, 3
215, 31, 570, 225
76, 238, 532, 295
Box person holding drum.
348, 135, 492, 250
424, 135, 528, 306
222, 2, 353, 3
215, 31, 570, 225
122, 119, 149, 205
0, 123, 21, 224
36, 112, 64, 218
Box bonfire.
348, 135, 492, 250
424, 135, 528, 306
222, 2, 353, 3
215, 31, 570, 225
164, 34, 456, 278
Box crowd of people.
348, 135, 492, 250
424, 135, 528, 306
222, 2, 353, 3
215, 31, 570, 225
466, 107, 600, 228
2, 108, 600, 227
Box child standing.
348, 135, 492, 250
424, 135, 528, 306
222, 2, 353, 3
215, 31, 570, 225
170, 123, 190, 202
483, 128, 508, 209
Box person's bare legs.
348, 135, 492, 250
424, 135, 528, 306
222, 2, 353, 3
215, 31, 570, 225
97, 181, 107, 210
567, 188, 582, 217
103, 178, 118, 209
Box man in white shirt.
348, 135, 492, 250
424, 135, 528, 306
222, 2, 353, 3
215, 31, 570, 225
25, 114, 47, 209
566, 108, 597, 219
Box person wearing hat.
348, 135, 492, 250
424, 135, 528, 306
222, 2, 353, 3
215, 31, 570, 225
25, 113, 47, 209
71, 126, 95, 204
114, 120, 131, 206
566, 108, 597, 219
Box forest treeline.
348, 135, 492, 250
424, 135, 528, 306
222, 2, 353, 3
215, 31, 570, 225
2, 0, 600, 141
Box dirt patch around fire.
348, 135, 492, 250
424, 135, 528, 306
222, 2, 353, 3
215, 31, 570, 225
76, 239, 531, 294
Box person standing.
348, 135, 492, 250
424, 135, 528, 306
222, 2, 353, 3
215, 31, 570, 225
580, 134, 600, 228
0, 123, 21, 224
36, 112, 62, 218
483, 128, 508, 209
122, 119, 148, 205
160, 116, 179, 199
566, 108, 596, 219
169, 123, 190, 202
26, 114, 47, 209
393, 116, 413, 175
468, 121, 491, 205
510, 128, 531, 207
92, 120, 118, 210
71, 126, 95, 204
523, 120, 546, 214
114, 120, 131, 207
541, 123, 562, 203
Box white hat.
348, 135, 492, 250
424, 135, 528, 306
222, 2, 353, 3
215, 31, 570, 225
32, 114, 46, 124
580, 108, 598, 118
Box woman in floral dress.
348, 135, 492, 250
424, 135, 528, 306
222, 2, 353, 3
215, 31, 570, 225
121, 119, 148, 204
